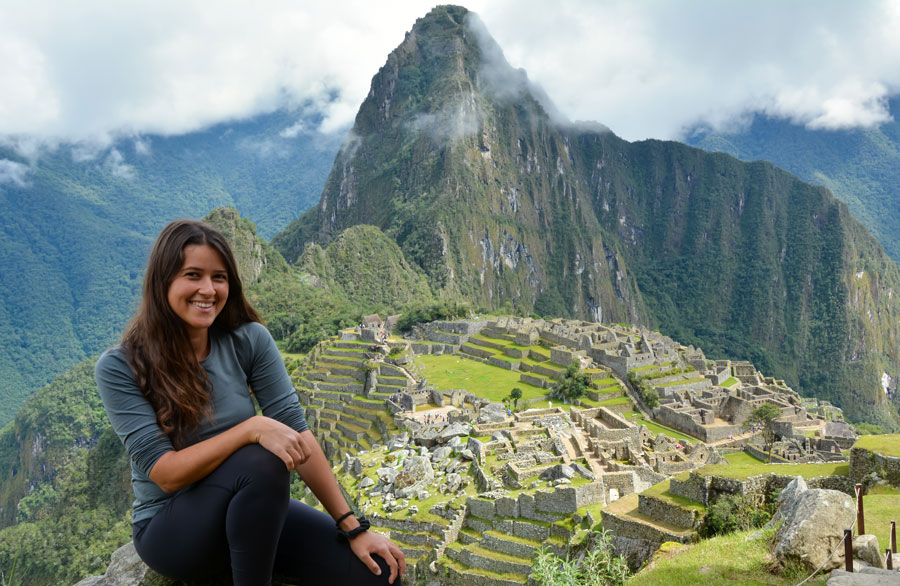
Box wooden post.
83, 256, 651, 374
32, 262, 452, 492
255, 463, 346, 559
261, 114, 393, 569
887, 549, 893, 571
855, 484, 865, 535
892, 520, 897, 554
845, 529, 854, 572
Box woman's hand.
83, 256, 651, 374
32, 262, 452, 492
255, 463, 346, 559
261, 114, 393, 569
250, 415, 312, 470
348, 530, 406, 584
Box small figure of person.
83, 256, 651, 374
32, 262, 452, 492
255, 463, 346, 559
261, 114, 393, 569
96, 220, 404, 585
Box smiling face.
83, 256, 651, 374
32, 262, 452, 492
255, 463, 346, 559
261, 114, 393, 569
167, 244, 229, 347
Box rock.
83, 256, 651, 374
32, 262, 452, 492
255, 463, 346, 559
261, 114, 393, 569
553, 478, 571, 486
417, 490, 430, 501
409, 506, 419, 515
394, 456, 435, 498
446, 473, 463, 493
478, 402, 507, 423
467, 437, 485, 463
437, 422, 472, 443
448, 435, 463, 449
853, 534, 886, 569
458, 448, 475, 461
571, 463, 596, 481
412, 427, 441, 447
72, 542, 161, 586
769, 476, 809, 528
351, 458, 363, 478
774, 488, 856, 572
358, 476, 376, 489
431, 446, 453, 463
826, 568, 900, 585
540, 464, 576, 481
376, 467, 399, 485
491, 431, 506, 442
388, 433, 410, 451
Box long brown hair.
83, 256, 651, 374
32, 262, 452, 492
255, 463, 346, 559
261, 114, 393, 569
122, 219, 261, 448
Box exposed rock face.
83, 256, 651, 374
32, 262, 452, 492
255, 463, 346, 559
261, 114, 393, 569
72, 542, 162, 586
394, 455, 435, 498
773, 486, 856, 572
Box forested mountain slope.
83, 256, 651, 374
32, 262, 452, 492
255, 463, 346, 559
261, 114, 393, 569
685, 97, 900, 264
274, 5, 900, 427
0, 110, 339, 426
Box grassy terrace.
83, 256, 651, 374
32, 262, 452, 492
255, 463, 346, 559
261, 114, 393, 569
625, 413, 697, 443
414, 354, 546, 402
853, 433, 900, 457
628, 526, 824, 586
685, 455, 849, 480
642, 479, 705, 513
864, 485, 900, 551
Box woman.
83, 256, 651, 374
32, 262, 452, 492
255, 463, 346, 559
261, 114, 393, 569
95, 219, 404, 585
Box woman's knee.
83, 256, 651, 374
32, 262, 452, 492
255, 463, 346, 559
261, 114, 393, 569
224, 444, 290, 494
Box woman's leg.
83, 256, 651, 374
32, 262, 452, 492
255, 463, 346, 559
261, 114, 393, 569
273, 500, 400, 585
133, 444, 290, 586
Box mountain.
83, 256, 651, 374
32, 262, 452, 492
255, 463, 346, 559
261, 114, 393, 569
0, 110, 340, 426
274, 5, 900, 428
684, 98, 900, 264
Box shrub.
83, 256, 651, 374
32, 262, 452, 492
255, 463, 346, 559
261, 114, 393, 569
530, 530, 630, 585
641, 388, 660, 408
701, 494, 771, 537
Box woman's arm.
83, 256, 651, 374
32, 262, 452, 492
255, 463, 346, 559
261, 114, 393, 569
294, 430, 405, 584
149, 415, 311, 493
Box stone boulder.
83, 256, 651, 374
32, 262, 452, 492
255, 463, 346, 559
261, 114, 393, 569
853, 534, 886, 570
773, 487, 856, 572
394, 456, 435, 498
437, 422, 472, 444
72, 542, 163, 586
477, 402, 507, 423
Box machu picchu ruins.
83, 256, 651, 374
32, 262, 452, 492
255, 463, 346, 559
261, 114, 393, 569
285, 315, 863, 585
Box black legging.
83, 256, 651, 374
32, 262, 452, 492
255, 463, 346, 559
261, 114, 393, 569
133, 444, 398, 586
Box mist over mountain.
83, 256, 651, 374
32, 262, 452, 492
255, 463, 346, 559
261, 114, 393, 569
0, 109, 340, 426
684, 97, 900, 265
275, 5, 900, 427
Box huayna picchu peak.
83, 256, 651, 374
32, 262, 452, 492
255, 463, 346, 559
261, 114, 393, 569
273, 5, 900, 428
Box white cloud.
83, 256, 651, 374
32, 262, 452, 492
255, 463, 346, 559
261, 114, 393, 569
0, 0, 899, 145
104, 148, 135, 179
0, 159, 30, 187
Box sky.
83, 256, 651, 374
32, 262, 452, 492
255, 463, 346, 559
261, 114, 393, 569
1, 0, 899, 151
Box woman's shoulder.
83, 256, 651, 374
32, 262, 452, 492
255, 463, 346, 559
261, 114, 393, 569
95, 346, 129, 373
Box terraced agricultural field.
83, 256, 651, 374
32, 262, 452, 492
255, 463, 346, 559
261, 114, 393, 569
414, 354, 545, 403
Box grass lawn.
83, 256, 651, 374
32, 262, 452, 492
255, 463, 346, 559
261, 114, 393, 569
853, 434, 900, 457
279, 350, 306, 361
691, 458, 849, 480
627, 527, 825, 586
720, 377, 739, 387
415, 354, 546, 403
627, 414, 696, 443
864, 486, 900, 551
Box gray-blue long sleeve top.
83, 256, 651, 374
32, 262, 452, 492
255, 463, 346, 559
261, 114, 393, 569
95, 321, 308, 523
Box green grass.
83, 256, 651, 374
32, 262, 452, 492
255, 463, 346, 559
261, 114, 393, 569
720, 377, 739, 387
864, 488, 900, 552
690, 458, 849, 480
414, 354, 546, 402
627, 527, 824, 586
655, 376, 708, 388
642, 480, 706, 513
853, 434, 900, 457
628, 414, 696, 443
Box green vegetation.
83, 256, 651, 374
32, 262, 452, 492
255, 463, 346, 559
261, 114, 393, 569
414, 354, 545, 402
690, 459, 849, 480
701, 494, 772, 538
743, 403, 783, 462
551, 361, 592, 404
530, 530, 629, 585
627, 526, 823, 585
853, 433, 900, 457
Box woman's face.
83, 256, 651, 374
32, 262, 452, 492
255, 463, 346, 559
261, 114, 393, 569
167, 244, 230, 337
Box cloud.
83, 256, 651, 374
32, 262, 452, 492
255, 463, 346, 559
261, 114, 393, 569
0, 1, 899, 146
0, 159, 30, 187
104, 148, 135, 179
475, 0, 900, 140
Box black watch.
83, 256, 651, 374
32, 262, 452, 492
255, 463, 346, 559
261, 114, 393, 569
337, 515, 370, 540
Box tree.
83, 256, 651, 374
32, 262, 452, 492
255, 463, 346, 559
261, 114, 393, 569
509, 387, 523, 411
743, 402, 782, 462
551, 361, 591, 404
